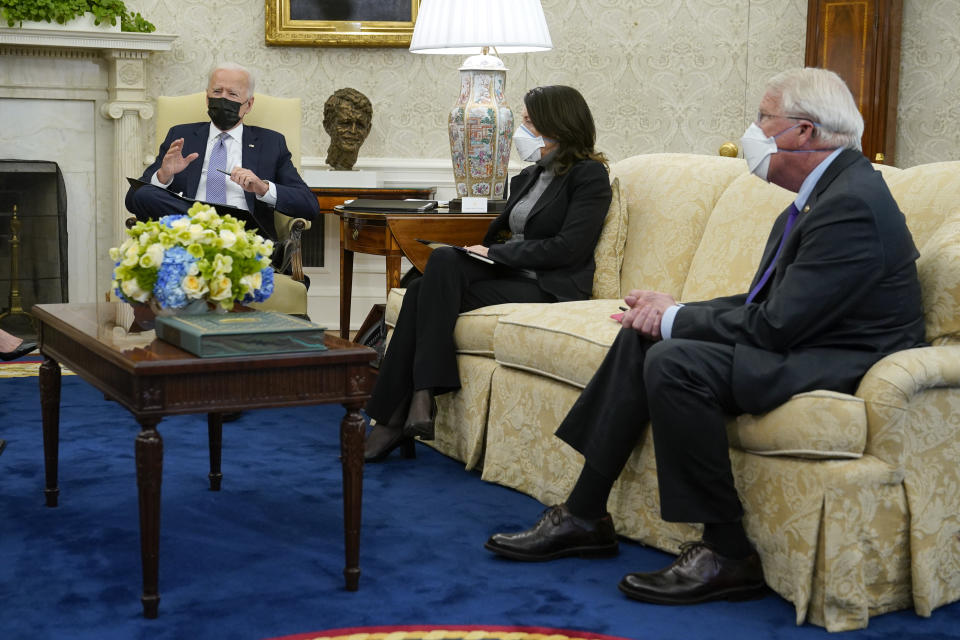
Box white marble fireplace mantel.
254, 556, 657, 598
0, 26, 176, 304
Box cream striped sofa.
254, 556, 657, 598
383, 153, 960, 631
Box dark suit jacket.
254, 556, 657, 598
673, 149, 926, 414
483, 159, 612, 302
126, 122, 320, 241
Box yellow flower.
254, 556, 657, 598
218, 229, 237, 249
189, 203, 216, 224
121, 278, 150, 302
122, 245, 141, 267
181, 274, 209, 298
239, 271, 262, 293
212, 253, 234, 275
208, 275, 233, 301
138, 243, 165, 269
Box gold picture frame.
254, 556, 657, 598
265, 0, 420, 47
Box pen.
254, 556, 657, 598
215, 168, 231, 175
619, 306, 628, 311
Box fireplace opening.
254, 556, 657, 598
0, 160, 69, 340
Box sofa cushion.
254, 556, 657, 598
916, 210, 960, 345
614, 153, 746, 298
494, 300, 622, 387
883, 161, 960, 249
386, 289, 543, 356
727, 390, 867, 459
455, 302, 552, 355
681, 173, 793, 301
591, 176, 628, 299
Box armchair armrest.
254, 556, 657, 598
274, 215, 310, 283
855, 344, 960, 466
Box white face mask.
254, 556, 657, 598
513, 124, 546, 162
740, 121, 834, 181
740, 122, 782, 181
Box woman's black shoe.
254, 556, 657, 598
364, 424, 416, 462
402, 389, 436, 441
0, 342, 37, 361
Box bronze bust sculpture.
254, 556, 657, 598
323, 88, 373, 170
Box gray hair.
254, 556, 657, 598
208, 62, 255, 100
766, 67, 863, 151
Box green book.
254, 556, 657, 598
154, 311, 327, 358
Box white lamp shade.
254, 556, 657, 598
410, 0, 553, 54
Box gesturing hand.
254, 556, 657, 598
156, 138, 199, 184
229, 167, 269, 196
621, 289, 677, 340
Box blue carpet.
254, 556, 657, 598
1, 376, 959, 640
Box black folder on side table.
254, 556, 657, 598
416, 238, 495, 264
341, 198, 438, 213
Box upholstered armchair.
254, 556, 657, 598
142, 92, 312, 316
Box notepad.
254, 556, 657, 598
415, 238, 495, 264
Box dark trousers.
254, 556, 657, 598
556, 328, 746, 524
128, 185, 194, 220
128, 185, 276, 240
365, 247, 554, 425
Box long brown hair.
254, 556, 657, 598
524, 85, 608, 175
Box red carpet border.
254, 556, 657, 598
266, 626, 636, 640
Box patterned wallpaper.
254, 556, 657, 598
127, 0, 959, 168
897, 0, 960, 168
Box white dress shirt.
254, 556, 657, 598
151, 123, 278, 210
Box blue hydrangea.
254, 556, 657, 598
158, 214, 188, 228
242, 265, 275, 304
152, 246, 195, 309
112, 260, 129, 303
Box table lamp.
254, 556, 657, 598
410, 0, 552, 211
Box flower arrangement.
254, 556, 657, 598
110, 202, 275, 312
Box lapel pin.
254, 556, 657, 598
248, 144, 255, 148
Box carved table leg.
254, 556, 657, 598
135, 417, 164, 618
385, 255, 402, 296
340, 401, 365, 591
207, 413, 223, 491
39, 357, 61, 507
340, 246, 354, 339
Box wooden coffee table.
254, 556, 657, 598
33, 302, 376, 618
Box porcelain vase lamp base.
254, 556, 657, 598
448, 53, 514, 204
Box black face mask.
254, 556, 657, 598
207, 96, 245, 131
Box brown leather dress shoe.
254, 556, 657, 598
484, 503, 619, 561
618, 541, 767, 605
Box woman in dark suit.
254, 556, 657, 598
364, 85, 612, 462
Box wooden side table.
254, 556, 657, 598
335, 206, 498, 338
307, 187, 437, 267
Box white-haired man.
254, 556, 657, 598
485, 67, 926, 606
126, 63, 319, 242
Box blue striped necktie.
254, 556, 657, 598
206, 132, 228, 204
746, 203, 800, 304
